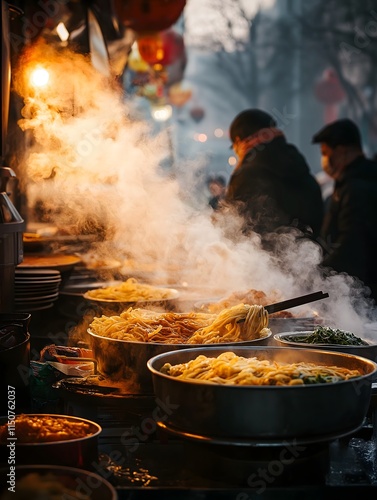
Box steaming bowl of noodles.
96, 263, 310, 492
83, 278, 180, 310
147, 346, 377, 440
87, 304, 272, 393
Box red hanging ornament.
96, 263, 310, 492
137, 29, 184, 66
113, 0, 186, 32
314, 68, 346, 105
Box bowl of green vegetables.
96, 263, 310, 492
274, 326, 377, 363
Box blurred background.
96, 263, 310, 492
2, 0, 377, 208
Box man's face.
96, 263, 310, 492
320, 143, 345, 179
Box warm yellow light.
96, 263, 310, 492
193, 133, 207, 142
30, 67, 50, 88
228, 156, 237, 166
56, 22, 69, 42
150, 104, 172, 122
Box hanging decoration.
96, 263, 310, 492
113, 0, 186, 32
126, 34, 190, 109
314, 68, 346, 123
168, 83, 192, 107
137, 29, 185, 67
314, 68, 346, 104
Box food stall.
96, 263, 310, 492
1, 1, 377, 498
2, 251, 377, 498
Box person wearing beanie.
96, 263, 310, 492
312, 118, 377, 301
225, 108, 324, 240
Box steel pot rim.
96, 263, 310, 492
87, 327, 271, 347
0, 331, 30, 352
2, 464, 117, 499
0, 413, 102, 446
147, 345, 377, 389
274, 330, 377, 349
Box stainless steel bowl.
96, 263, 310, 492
147, 346, 377, 440
88, 328, 272, 394
274, 331, 377, 363
0, 414, 101, 468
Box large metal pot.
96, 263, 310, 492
147, 346, 377, 440
88, 329, 272, 394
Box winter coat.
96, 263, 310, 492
225, 136, 324, 238
320, 155, 377, 299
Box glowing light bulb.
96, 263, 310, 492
228, 156, 237, 166
150, 104, 172, 122
30, 68, 50, 88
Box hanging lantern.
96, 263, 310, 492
314, 68, 346, 105
190, 106, 205, 123
137, 29, 184, 66
168, 83, 192, 107
113, 0, 186, 32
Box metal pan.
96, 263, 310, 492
147, 346, 377, 440
88, 328, 272, 394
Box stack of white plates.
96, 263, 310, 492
14, 269, 62, 312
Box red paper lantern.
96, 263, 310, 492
314, 68, 346, 105
113, 0, 186, 32
138, 29, 184, 66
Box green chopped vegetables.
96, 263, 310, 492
285, 326, 369, 346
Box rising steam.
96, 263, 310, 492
14, 42, 377, 337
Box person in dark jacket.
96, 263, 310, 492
225, 109, 324, 240
312, 118, 377, 301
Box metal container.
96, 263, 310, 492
0, 465, 117, 500
274, 331, 377, 364
147, 346, 377, 440
0, 167, 25, 312
0, 414, 101, 468
0, 313, 31, 414
88, 329, 272, 394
